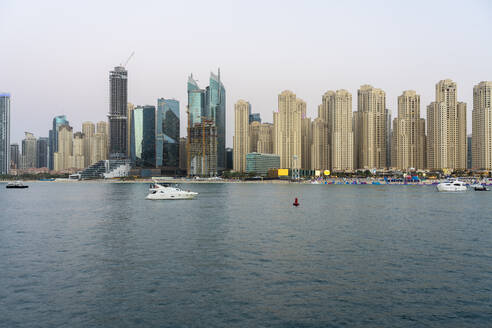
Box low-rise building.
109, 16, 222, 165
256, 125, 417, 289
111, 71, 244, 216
246, 152, 280, 176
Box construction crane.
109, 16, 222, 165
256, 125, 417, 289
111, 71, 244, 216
121, 51, 135, 68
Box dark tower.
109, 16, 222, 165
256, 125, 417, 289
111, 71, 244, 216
108, 66, 128, 159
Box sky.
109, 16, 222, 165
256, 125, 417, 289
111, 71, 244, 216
1, 0, 492, 146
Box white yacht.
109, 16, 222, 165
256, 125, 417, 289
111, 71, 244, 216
436, 180, 467, 192
145, 182, 198, 200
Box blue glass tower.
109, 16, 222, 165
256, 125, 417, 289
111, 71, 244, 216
187, 75, 205, 124
49, 115, 69, 170
156, 99, 180, 168
130, 105, 156, 167
206, 70, 226, 171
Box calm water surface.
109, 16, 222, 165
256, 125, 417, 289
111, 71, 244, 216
1, 182, 491, 327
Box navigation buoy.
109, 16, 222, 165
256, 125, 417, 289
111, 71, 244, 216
293, 197, 300, 207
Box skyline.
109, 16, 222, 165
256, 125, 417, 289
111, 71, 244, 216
2, 0, 492, 145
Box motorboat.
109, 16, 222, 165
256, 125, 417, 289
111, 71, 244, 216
145, 182, 198, 200
436, 180, 467, 192
471, 184, 489, 191
6, 181, 28, 189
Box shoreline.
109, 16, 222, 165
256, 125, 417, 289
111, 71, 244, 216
2, 178, 486, 186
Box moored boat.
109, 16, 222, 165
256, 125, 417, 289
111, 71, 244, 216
6, 181, 29, 189
436, 180, 467, 192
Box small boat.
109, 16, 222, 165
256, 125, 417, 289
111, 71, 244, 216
436, 180, 467, 192
6, 181, 29, 189
145, 182, 198, 200
472, 184, 489, 191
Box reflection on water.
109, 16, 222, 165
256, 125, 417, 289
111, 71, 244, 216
1, 182, 491, 327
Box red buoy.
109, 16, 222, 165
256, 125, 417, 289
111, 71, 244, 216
293, 197, 299, 207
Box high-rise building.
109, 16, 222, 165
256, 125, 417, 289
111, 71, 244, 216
311, 117, 329, 170
274, 90, 304, 169
386, 108, 392, 168
301, 116, 312, 170
156, 98, 180, 168
427, 101, 447, 170
82, 122, 95, 167
226, 147, 233, 170
189, 119, 217, 177
108, 66, 128, 159
10, 143, 19, 169
249, 121, 261, 153
472, 81, 492, 170
427, 79, 467, 170
36, 137, 49, 168
356, 85, 387, 169
126, 103, 135, 158
179, 137, 188, 171
257, 123, 274, 154
90, 121, 108, 165
49, 115, 69, 170
71, 132, 85, 169
207, 70, 226, 172
0, 93, 10, 175
54, 125, 73, 171
467, 135, 472, 169
233, 100, 250, 172
21, 132, 37, 169
130, 105, 156, 167
392, 90, 426, 170
186, 70, 226, 174
325, 90, 354, 171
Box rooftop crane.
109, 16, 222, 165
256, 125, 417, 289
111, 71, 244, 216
121, 51, 135, 68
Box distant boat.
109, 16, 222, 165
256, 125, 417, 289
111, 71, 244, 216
436, 180, 467, 192
146, 182, 198, 200
39, 178, 55, 181
471, 184, 489, 191
6, 181, 28, 189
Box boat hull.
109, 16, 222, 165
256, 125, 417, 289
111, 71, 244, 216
436, 184, 467, 192
145, 193, 197, 200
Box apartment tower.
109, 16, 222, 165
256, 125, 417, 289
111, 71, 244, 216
472, 81, 492, 169
427, 79, 466, 170
326, 90, 353, 171
54, 125, 73, 171
392, 90, 426, 170
233, 100, 250, 172
274, 91, 304, 169
356, 85, 387, 169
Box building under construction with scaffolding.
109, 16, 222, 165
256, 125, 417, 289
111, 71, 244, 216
186, 70, 225, 177
187, 119, 217, 177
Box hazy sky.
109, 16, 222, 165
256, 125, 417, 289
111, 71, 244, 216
1, 0, 492, 146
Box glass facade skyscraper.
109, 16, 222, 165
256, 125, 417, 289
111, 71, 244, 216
49, 115, 69, 170
0, 93, 10, 175
156, 98, 180, 168
187, 75, 206, 125
207, 70, 226, 171
130, 105, 156, 167
36, 137, 49, 168
186, 70, 226, 173
109, 66, 128, 159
